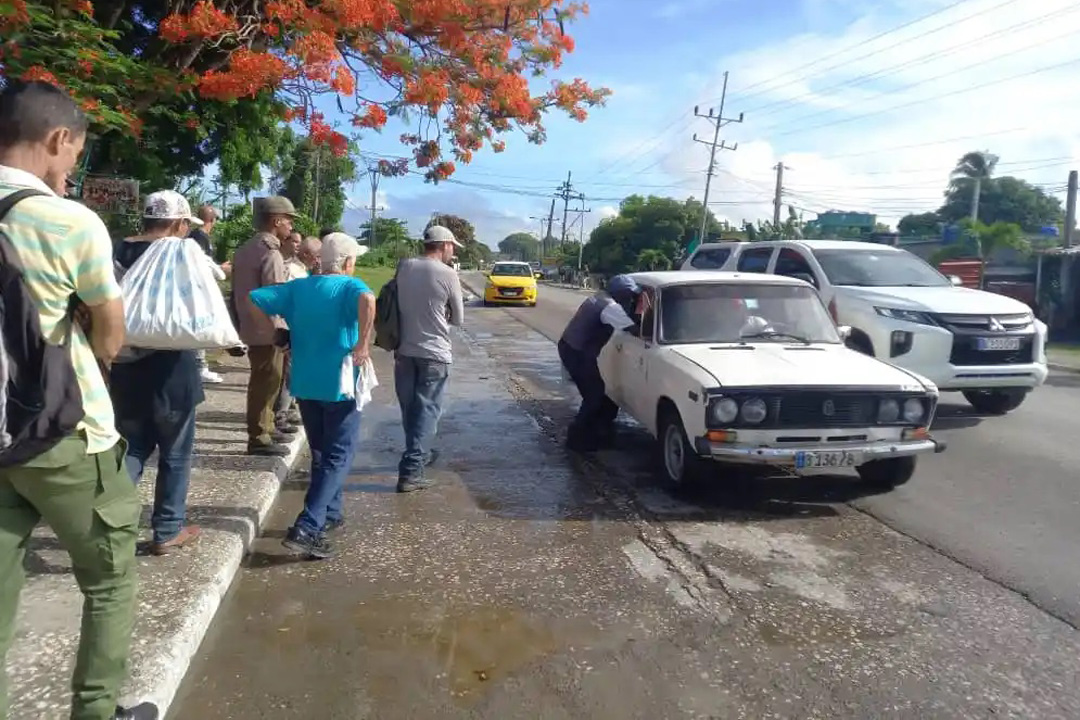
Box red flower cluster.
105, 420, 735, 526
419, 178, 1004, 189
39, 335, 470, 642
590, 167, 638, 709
198, 50, 291, 100
160, 1, 239, 43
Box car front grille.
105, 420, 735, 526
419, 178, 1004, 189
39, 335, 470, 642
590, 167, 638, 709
930, 313, 1036, 367
498, 286, 525, 296
771, 393, 878, 427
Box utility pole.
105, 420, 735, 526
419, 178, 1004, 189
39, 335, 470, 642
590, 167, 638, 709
772, 162, 789, 231
692, 71, 743, 245
570, 199, 592, 271
555, 172, 584, 247
544, 197, 557, 257
367, 165, 381, 246
528, 214, 549, 261
1065, 170, 1078, 249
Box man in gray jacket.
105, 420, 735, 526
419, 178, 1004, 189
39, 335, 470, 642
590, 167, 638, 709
393, 225, 465, 493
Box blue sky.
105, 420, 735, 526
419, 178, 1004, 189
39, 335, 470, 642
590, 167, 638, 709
332, 0, 1080, 248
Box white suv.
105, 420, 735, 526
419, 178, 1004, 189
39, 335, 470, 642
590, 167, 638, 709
681, 240, 1048, 414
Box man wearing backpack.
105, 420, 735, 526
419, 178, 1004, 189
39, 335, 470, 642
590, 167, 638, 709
391, 225, 465, 493
0, 82, 156, 720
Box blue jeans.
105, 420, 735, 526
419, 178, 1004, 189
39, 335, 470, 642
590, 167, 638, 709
394, 355, 449, 481
118, 409, 197, 545
295, 399, 362, 534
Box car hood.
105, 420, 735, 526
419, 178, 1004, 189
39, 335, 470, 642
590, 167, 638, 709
670, 343, 929, 390
836, 285, 1030, 314
488, 275, 536, 287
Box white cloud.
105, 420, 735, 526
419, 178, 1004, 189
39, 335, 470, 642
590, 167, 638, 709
656, 0, 1080, 226
598, 205, 619, 219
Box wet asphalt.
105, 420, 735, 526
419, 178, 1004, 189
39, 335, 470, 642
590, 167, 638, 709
171, 278, 1080, 719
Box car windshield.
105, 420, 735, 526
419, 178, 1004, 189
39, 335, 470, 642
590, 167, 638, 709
659, 283, 841, 345
491, 263, 533, 277
812, 248, 949, 287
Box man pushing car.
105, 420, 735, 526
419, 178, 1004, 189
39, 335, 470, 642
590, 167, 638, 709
557, 274, 642, 452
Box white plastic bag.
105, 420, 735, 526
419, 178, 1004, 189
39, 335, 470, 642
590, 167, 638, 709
354, 358, 378, 411
121, 237, 241, 350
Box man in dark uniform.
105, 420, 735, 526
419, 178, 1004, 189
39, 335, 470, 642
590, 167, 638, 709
557, 274, 641, 452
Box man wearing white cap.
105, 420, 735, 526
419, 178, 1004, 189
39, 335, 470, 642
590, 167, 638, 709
392, 224, 465, 493
249, 231, 375, 560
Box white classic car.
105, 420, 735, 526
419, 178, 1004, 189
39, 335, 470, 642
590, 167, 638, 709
598, 271, 947, 490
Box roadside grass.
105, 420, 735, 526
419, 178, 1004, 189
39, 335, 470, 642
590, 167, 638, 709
1047, 342, 1080, 356
354, 266, 394, 294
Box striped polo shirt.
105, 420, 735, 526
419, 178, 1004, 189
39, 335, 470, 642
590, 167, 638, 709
0, 165, 122, 454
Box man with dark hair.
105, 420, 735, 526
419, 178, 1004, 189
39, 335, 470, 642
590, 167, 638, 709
232, 196, 296, 456
0, 81, 157, 719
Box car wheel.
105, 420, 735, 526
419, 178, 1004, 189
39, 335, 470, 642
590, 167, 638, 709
962, 388, 1028, 415
657, 408, 705, 490
856, 456, 916, 490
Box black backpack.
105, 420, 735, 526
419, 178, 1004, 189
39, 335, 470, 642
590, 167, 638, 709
0, 189, 85, 467
373, 272, 401, 352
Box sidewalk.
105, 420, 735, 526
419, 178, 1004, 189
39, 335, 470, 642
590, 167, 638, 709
5, 356, 306, 719
1047, 345, 1080, 373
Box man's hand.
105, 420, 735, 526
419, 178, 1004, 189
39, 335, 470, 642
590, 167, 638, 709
351, 345, 370, 366
220, 261, 232, 277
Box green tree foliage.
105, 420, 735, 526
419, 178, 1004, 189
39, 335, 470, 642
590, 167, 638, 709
359, 218, 411, 247
636, 248, 671, 271
212, 203, 317, 262
275, 136, 358, 229
427, 214, 491, 268
898, 212, 942, 237
498, 232, 540, 261
583, 195, 721, 274
938, 176, 1064, 232
929, 220, 1029, 266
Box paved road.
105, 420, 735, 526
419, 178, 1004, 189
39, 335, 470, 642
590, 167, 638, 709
471, 274, 1080, 631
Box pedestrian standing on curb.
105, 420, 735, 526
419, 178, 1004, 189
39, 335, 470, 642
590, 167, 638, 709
392, 225, 465, 493
110, 190, 212, 556
189, 204, 228, 385
272, 230, 308, 431
557, 274, 641, 452
250, 232, 375, 559
0, 81, 157, 720
232, 196, 296, 457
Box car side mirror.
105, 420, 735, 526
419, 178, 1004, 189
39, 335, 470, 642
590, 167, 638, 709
837, 325, 853, 341
949, 275, 963, 287
534, 272, 543, 279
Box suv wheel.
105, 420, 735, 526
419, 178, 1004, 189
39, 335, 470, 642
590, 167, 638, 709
657, 408, 706, 491
856, 456, 916, 490
962, 388, 1028, 415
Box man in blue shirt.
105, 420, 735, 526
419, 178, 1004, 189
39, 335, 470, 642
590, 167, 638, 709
250, 232, 375, 559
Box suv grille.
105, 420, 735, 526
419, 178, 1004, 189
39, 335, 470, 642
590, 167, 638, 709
930, 313, 1036, 367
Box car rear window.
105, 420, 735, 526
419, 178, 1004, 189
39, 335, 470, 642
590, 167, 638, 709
689, 247, 731, 269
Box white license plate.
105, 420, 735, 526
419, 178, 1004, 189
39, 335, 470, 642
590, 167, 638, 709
975, 336, 1021, 351
795, 450, 862, 469
501, 289, 521, 296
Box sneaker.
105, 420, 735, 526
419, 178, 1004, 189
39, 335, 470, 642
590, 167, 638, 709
397, 476, 435, 493
247, 441, 289, 457
200, 368, 224, 384
424, 449, 441, 468
271, 430, 295, 444
324, 517, 345, 534
282, 525, 334, 560
275, 417, 300, 434
226, 345, 247, 358
114, 703, 159, 720
150, 526, 201, 556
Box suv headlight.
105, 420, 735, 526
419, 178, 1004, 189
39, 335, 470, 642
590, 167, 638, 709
902, 398, 926, 424
878, 398, 900, 423
740, 397, 768, 424
874, 307, 935, 325
708, 397, 739, 425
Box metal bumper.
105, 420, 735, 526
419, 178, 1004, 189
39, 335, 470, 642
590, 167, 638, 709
694, 437, 946, 467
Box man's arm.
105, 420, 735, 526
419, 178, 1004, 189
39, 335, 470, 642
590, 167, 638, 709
352, 292, 376, 364
73, 215, 126, 361
447, 273, 465, 327
600, 302, 635, 332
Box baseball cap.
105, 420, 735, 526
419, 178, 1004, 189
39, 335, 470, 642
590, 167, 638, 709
143, 190, 203, 226
321, 232, 368, 265
424, 224, 464, 248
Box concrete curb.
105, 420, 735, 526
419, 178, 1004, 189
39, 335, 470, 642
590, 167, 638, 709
126, 432, 307, 719
1049, 362, 1080, 375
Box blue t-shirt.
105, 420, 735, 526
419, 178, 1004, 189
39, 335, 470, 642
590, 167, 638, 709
250, 274, 372, 402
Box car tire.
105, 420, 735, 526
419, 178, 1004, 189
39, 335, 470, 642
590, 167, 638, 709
856, 456, 916, 490
962, 388, 1028, 415
657, 407, 706, 491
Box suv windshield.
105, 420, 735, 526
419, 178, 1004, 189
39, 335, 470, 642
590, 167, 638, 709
490, 263, 533, 277
813, 248, 949, 287
660, 283, 841, 345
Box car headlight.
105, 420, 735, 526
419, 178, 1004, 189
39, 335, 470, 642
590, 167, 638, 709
740, 397, 768, 424
708, 397, 739, 425
878, 398, 900, 423
874, 307, 935, 325
902, 398, 926, 424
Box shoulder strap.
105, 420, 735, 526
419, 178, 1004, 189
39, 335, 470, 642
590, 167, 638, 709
0, 189, 47, 224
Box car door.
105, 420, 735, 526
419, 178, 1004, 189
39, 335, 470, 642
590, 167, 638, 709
613, 287, 657, 423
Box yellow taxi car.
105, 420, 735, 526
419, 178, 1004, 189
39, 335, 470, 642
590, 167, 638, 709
483, 261, 542, 307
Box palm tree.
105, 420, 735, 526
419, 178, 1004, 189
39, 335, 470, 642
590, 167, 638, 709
951, 150, 999, 225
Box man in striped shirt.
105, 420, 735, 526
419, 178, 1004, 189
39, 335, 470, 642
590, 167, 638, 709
0, 81, 156, 720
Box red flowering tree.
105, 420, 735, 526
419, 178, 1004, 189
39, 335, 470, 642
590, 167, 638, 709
0, 0, 609, 181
